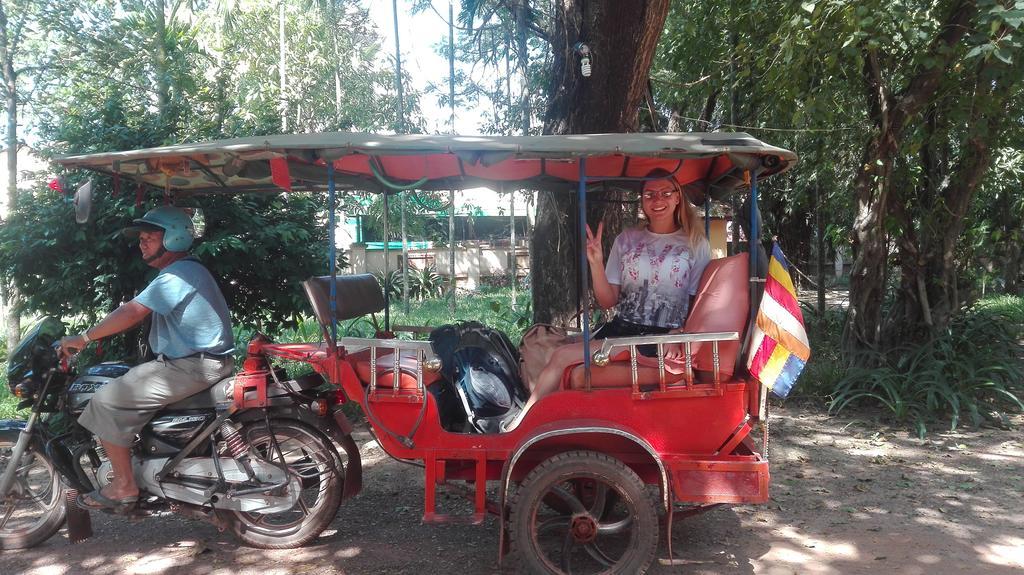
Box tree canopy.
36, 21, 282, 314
0, 0, 413, 345
0, 0, 1021, 384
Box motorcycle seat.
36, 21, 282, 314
163, 372, 326, 411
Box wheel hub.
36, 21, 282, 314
570, 513, 598, 544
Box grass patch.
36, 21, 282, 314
830, 295, 1024, 436
362, 287, 532, 342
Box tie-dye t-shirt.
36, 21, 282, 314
604, 227, 711, 329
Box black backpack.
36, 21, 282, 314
430, 321, 527, 433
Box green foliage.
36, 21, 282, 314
830, 295, 1024, 436
372, 269, 404, 301
791, 304, 846, 399
407, 265, 447, 300
389, 286, 531, 342
418, 0, 550, 135
31, 1, 414, 141
0, 184, 330, 343
0, 373, 17, 420
0, 0, 410, 347
346, 191, 453, 243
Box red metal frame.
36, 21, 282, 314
249, 340, 769, 525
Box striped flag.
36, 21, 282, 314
746, 243, 810, 398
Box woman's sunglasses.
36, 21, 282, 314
641, 189, 677, 200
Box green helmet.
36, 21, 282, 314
125, 206, 195, 252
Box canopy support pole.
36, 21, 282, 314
578, 159, 591, 390
749, 171, 760, 330
383, 191, 391, 333
509, 185, 516, 312
401, 191, 410, 314
449, 189, 456, 315
327, 162, 338, 349
704, 194, 711, 240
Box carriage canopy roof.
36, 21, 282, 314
55, 131, 797, 202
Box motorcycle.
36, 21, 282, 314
0, 317, 357, 550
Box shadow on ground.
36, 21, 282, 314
1, 404, 1021, 574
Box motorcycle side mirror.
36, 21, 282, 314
74, 180, 94, 224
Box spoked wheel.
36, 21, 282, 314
510, 451, 659, 574
0, 433, 67, 550
227, 420, 343, 548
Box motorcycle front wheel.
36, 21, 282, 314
0, 431, 67, 549
226, 419, 343, 548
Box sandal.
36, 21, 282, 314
77, 490, 139, 512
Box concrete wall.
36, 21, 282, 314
347, 241, 529, 290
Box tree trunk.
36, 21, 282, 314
279, 1, 288, 132
843, 0, 975, 358
531, 0, 669, 326
0, 1, 21, 350
154, 0, 171, 136
914, 69, 1008, 328
1004, 242, 1022, 295
513, 0, 531, 135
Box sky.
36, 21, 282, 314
364, 1, 527, 217
365, 0, 488, 135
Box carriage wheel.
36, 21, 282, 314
510, 451, 658, 574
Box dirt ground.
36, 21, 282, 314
2, 402, 1022, 575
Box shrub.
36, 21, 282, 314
790, 304, 845, 400
372, 269, 404, 300
830, 295, 1024, 436
408, 265, 447, 300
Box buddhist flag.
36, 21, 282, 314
746, 243, 810, 398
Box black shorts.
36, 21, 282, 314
592, 317, 671, 357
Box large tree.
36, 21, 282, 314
438, 1, 669, 324
0, 0, 48, 350
649, 0, 1024, 359
531, 0, 670, 325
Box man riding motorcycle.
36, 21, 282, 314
59, 206, 234, 512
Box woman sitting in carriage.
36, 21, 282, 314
505, 169, 711, 429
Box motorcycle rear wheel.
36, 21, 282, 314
226, 419, 343, 548
0, 431, 67, 550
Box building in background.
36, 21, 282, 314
343, 187, 532, 290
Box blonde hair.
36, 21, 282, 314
643, 169, 707, 248
675, 194, 707, 248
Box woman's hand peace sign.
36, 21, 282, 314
585, 222, 604, 266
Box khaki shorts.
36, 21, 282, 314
78, 355, 234, 447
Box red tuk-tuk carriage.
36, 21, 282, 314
55, 132, 797, 573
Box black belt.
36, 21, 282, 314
159, 352, 231, 362
191, 352, 231, 361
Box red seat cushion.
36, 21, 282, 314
346, 347, 443, 390
683, 252, 749, 377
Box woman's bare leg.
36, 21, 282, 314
504, 340, 602, 431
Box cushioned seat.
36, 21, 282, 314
567, 252, 751, 389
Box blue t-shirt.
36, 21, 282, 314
134, 258, 234, 359
604, 227, 711, 328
